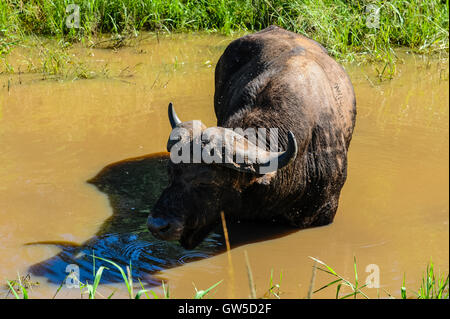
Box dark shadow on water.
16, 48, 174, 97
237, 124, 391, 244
27, 152, 298, 288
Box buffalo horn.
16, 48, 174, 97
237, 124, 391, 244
168, 102, 182, 128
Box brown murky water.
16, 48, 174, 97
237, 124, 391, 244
0, 33, 448, 299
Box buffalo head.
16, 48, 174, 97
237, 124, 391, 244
147, 103, 297, 249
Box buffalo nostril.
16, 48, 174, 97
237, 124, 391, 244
147, 216, 170, 234
159, 224, 171, 233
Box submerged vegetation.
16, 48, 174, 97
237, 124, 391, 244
4, 256, 448, 299
0, 0, 448, 79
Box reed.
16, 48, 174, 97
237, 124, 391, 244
220, 211, 236, 298
0, 0, 448, 63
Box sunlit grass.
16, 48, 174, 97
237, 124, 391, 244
4, 256, 448, 299
4, 255, 223, 299
0, 0, 448, 66
309, 257, 449, 299
310, 256, 371, 299
416, 261, 449, 299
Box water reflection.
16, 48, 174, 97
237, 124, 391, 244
27, 152, 297, 286
28, 153, 223, 285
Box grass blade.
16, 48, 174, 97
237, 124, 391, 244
6, 281, 20, 299
91, 255, 133, 298
194, 280, 223, 299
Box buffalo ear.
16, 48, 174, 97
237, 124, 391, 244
252, 171, 277, 186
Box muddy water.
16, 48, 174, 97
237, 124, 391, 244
0, 33, 448, 299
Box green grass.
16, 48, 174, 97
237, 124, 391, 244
416, 260, 449, 299
309, 257, 449, 299
310, 256, 370, 299
0, 0, 448, 63
5, 256, 448, 299
4, 254, 223, 299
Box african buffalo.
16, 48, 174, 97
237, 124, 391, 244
147, 26, 356, 249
